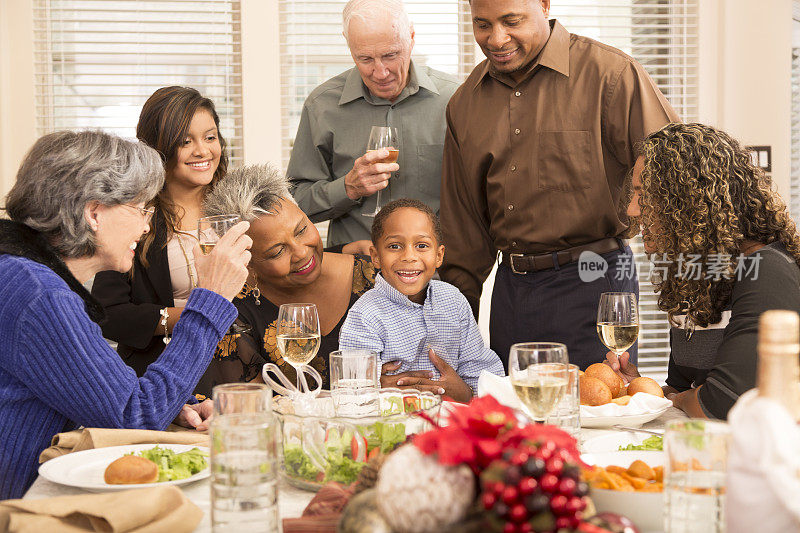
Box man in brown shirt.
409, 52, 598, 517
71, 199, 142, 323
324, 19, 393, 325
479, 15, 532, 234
440, 0, 678, 369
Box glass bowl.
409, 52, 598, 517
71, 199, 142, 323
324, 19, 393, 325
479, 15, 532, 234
274, 388, 442, 491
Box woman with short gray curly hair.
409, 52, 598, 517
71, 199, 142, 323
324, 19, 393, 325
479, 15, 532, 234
197, 163, 377, 392
0, 130, 251, 499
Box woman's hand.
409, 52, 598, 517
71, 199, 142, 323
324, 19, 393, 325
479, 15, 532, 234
174, 399, 213, 431
194, 221, 252, 301
604, 350, 641, 383
341, 240, 373, 256
381, 350, 473, 403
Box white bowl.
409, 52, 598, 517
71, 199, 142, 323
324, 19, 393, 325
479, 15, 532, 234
582, 431, 663, 453
581, 450, 665, 533
581, 404, 670, 428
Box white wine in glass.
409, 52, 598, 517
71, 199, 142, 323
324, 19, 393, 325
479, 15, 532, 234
198, 214, 241, 255
362, 125, 399, 218
276, 303, 321, 393
509, 343, 569, 422
596, 292, 640, 355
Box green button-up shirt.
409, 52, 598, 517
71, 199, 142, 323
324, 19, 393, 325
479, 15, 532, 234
287, 61, 459, 247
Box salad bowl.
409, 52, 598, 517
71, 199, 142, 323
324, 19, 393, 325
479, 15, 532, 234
273, 388, 442, 491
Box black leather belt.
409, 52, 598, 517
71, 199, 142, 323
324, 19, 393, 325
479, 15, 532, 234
501, 238, 625, 274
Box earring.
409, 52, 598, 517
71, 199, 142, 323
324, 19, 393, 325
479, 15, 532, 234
248, 272, 261, 306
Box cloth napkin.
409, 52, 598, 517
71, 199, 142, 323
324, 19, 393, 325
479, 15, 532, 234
476, 370, 672, 417
0, 486, 201, 533
726, 389, 800, 532
39, 427, 208, 463
282, 482, 353, 533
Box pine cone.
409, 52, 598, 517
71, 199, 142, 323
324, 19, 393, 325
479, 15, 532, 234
352, 453, 387, 494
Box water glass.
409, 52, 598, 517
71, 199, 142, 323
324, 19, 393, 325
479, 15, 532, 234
663, 419, 729, 533
330, 350, 380, 417
545, 364, 580, 440
210, 384, 278, 533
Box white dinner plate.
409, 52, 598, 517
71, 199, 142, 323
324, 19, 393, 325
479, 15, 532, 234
581, 404, 670, 428
38, 444, 210, 492
581, 450, 665, 533
582, 431, 663, 453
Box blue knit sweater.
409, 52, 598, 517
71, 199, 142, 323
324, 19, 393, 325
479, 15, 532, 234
0, 253, 237, 499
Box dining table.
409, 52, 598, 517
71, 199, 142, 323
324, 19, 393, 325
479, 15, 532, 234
23, 406, 688, 532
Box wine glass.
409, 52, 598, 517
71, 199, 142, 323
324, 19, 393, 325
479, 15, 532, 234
362, 125, 399, 217
596, 292, 640, 358
197, 214, 250, 335
198, 214, 241, 254
508, 342, 569, 422
276, 303, 321, 394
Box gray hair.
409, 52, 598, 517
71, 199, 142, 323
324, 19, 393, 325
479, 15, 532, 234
342, 0, 413, 47
203, 164, 295, 222
4, 130, 164, 258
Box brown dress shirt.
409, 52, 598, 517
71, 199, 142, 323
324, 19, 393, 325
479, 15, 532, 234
440, 20, 679, 312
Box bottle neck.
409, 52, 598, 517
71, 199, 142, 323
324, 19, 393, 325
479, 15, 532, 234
758, 344, 800, 422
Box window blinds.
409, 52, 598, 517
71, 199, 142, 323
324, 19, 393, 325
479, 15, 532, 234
551, 0, 699, 381
32, 0, 244, 165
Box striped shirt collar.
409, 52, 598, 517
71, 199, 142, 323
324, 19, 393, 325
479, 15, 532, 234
374, 272, 434, 308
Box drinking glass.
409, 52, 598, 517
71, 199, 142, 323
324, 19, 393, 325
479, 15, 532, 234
198, 214, 250, 335
210, 383, 278, 533
545, 364, 580, 440
508, 342, 569, 422
329, 350, 380, 417
596, 292, 640, 357
198, 214, 241, 255
276, 303, 321, 393
362, 125, 399, 217
663, 419, 729, 533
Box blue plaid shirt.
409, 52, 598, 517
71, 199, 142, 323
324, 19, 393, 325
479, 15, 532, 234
339, 274, 504, 392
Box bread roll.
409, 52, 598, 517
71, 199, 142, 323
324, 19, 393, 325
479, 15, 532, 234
104, 455, 158, 484
579, 376, 612, 406
628, 376, 665, 398
584, 363, 623, 398
611, 395, 631, 406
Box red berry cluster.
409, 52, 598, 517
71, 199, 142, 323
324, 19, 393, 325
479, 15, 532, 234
479, 441, 589, 533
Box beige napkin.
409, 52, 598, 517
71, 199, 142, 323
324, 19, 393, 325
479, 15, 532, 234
39, 427, 208, 464
0, 486, 201, 533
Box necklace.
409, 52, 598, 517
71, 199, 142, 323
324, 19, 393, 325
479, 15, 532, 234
175, 231, 198, 289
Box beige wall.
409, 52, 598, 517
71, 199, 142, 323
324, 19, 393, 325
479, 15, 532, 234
697, 0, 793, 199
0, 0, 36, 203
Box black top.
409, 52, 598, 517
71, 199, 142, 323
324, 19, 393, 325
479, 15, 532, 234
666, 242, 800, 419
192, 254, 376, 397
91, 210, 173, 375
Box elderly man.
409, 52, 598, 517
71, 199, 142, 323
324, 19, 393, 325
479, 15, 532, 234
288, 0, 459, 250
440, 0, 679, 370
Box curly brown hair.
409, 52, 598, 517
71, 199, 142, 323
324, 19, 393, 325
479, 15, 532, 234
638, 122, 800, 330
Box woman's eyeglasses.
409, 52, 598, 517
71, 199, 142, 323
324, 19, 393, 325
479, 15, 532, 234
121, 204, 155, 223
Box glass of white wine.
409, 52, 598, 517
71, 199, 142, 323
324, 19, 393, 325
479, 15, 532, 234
596, 292, 640, 358
276, 303, 321, 394
362, 125, 399, 218
509, 342, 569, 423
198, 214, 241, 255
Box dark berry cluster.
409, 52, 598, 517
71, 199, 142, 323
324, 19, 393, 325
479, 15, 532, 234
479, 441, 589, 533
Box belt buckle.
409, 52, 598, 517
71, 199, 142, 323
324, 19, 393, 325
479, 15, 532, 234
509, 253, 526, 274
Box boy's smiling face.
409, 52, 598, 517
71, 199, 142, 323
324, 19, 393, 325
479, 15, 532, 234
370, 207, 445, 304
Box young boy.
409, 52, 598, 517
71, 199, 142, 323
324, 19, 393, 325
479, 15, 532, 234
339, 199, 504, 401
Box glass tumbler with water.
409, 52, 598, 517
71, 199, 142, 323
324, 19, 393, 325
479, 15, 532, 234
211, 383, 278, 533
664, 419, 729, 533
330, 349, 380, 417
545, 363, 580, 440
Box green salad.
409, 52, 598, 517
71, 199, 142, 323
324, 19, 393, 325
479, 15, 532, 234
618, 435, 663, 451
284, 421, 406, 485
129, 446, 208, 482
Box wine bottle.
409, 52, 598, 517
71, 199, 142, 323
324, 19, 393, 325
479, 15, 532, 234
757, 310, 800, 422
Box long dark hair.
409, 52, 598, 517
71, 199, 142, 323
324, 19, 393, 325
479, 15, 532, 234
136, 86, 228, 264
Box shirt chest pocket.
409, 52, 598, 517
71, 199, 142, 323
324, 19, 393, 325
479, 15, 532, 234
537, 131, 595, 192
414, 143, 444, 199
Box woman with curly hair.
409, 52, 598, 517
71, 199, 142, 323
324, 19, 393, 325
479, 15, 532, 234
606, 122, 800, 419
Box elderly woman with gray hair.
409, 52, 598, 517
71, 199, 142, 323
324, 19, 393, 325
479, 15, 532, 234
197, 164, 377, 393
0, 130, 251, 499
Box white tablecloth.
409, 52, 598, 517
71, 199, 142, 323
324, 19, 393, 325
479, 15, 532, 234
23, 407, 686, 532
